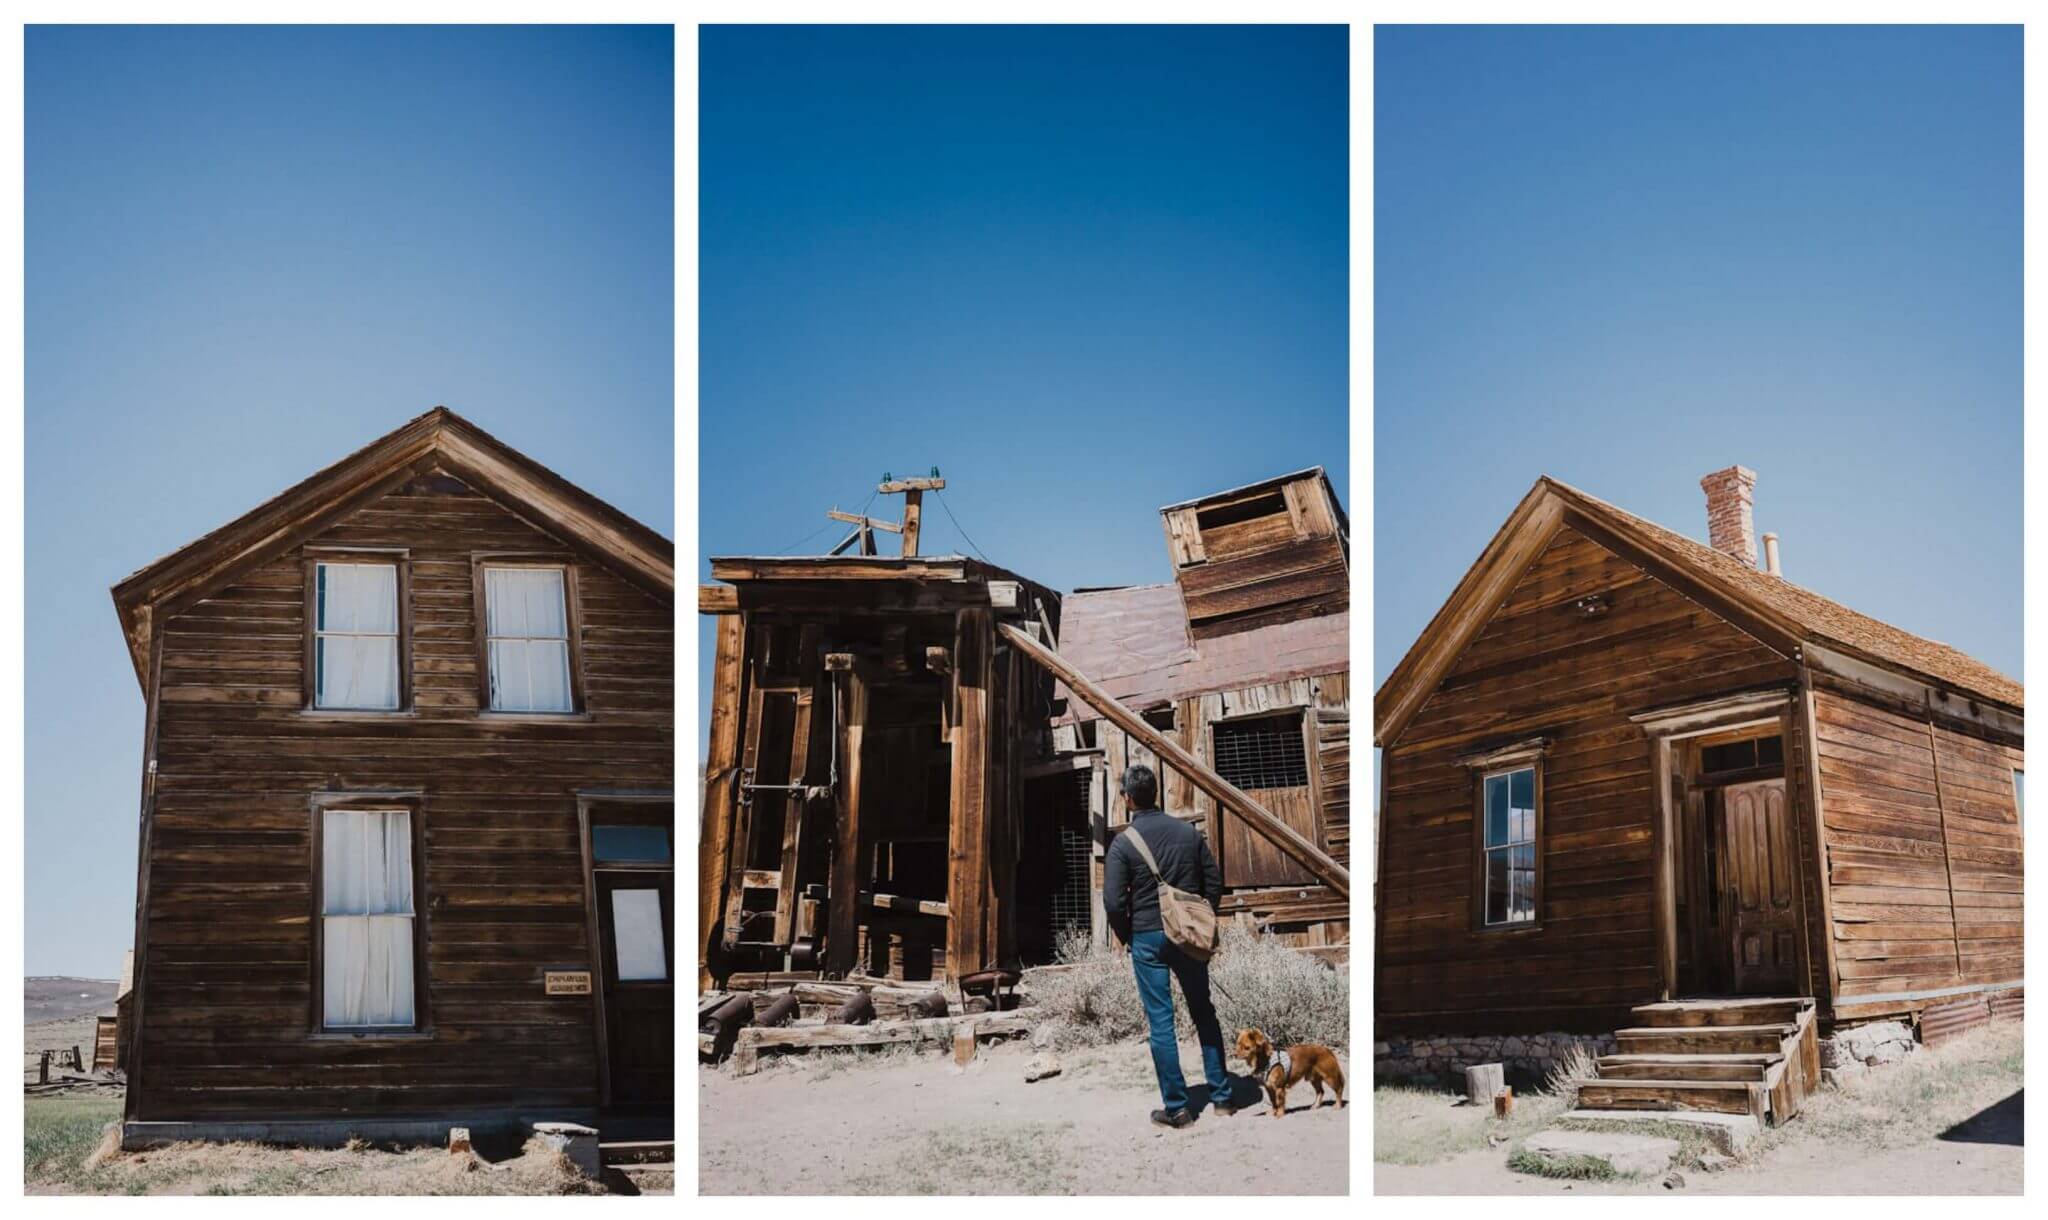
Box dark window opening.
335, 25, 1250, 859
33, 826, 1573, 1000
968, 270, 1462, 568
1142, 707, 1177, 733
1212, 713, 1309, 790
1196, 491, 1287, 531
1701, 734, 1783, 775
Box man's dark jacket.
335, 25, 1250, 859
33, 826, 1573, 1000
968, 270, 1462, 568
1102, 808, 1224, 944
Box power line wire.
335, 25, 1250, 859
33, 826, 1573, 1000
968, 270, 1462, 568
933, 489, 990, 562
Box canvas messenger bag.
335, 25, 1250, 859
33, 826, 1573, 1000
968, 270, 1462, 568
1120, 826, 1219, 962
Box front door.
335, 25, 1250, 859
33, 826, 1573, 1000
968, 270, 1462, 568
1719, 779, 1799, 995
597, 868, 674, 1104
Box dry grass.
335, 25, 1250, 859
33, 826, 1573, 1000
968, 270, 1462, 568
1029, 925, 1349, 1053
24, 1097, 614, 1196
1541, 1043, 1602, 1104
1373, 1084, 1567, 1165
1766, 1021, 2022, 1152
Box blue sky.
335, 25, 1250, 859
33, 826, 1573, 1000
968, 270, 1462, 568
1375, 25, 2021, 692
25, 25, 673, 976
699, 25, 1349, 738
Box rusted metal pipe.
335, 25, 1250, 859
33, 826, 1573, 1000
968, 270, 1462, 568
903, 991, 948, 1019
701, 994, 753, 1037
831, 991, 875, 1026
758, 991, 801, 1028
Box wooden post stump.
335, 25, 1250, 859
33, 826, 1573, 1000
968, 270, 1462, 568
1465, 1063, 1505, 1107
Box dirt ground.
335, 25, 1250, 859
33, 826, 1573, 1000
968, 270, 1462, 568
699, 1036, 1349, 1195
1375, 1023, 2022, 1196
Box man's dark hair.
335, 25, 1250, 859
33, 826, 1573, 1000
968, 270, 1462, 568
1120, 764, 1159, 810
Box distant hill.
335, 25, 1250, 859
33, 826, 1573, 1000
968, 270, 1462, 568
25, 976, 119, 1025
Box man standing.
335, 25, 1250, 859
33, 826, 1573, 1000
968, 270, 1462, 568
1102, 763, 1235, 1128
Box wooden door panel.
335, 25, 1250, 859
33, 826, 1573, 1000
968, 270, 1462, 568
1223, 786, 1316, 887
1721, 779, 1798, 995
599, 871, 674, 1104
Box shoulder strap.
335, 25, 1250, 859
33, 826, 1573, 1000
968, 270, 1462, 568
1120, 825, 1164, 879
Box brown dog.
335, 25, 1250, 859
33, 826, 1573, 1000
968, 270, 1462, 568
1235, 1028, 1346, 1118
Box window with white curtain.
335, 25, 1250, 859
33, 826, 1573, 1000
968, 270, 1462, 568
484, 566, 574, 713
321, 809, 416, 1029
314, 562, 401, 710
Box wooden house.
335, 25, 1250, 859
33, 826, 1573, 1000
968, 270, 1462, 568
1051, 468, 1353, 956
111, 408, 675, 1145
697, 468, 1354, 997
1375, 468, 2022, 1105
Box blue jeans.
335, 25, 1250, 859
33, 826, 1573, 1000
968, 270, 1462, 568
1129, 929, 1232, 1113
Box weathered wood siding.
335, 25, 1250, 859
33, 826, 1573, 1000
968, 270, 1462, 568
134, 472, 672, 1120
1378, 527, 1798, 1034
1091, 671, 1349, 949
1811, 689, 2023, 1005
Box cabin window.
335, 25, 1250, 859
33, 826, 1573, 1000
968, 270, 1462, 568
593, 823, 672, 864
320, 809, 417, 1029
1212, 712, 1310, 790
2014, 769, 2024, 819
1699, 733, 1783, 775
1481, 767, 1538, 926
312, 561, 401, 710
609, 888, 670, 981
483, 566, 575, 713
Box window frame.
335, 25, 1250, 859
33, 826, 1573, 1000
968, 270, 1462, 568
471, 552, 587, 718
1461, 739, 1546, 933
2013, 768, 2024, 819
308, 791, 430, 1038
302, 548, 413, 715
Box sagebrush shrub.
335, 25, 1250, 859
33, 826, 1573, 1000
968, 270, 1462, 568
1029, 924, 1349, 1052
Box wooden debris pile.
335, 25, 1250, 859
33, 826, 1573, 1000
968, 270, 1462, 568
700, 973, 1034, 1076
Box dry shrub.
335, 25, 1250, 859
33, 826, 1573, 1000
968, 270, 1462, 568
1030, 924, 1348, 1052
1543, 1043, 1602, 1102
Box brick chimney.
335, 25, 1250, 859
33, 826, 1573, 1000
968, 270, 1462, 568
1700, 466, 1758, 568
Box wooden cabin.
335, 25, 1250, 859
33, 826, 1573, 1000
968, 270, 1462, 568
1375, 469, 2022, 1056
110, 408, 675, 1145
697, 467, 1354, 997
1052, 468, 1352, 956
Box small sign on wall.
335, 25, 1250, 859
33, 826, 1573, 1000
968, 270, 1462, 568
545, 970, 593, 995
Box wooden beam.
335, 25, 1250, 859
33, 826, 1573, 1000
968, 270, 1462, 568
878, 476, 945, 494
998, 622, 1350, 897
731, 1010, 1028, 1075
698, 614, 747, 987
827, 510, 901, 533
826, 668, 869, 976
866, 892, 949, 918
698, 584, 739, 614
947, 609, 994, 977
901, 490, 923, 558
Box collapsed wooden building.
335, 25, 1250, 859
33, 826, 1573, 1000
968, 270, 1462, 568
1373, 467, 2022, 1124
112, 409, 675, 1147
697, 468, 1354, 1000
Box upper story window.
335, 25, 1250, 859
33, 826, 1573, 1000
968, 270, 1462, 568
313, 561, 401, 710
2014, 769, 2024, 819
483, 566, 575, 713
1481, 766, 1538, 926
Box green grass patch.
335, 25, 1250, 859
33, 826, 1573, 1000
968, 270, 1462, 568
23, 1096, 124, 1191
1506, 1147, 1620, 1181
1373, 1084, 1567, 1165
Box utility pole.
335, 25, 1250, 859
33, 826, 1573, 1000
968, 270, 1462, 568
823, 468, 945, 558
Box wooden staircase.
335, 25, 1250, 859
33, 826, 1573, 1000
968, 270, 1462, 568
1574, 997, 1820, 1127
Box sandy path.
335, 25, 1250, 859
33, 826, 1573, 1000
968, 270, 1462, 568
1376, 1112, 2020, 1196
700, 1038, 1348, 1195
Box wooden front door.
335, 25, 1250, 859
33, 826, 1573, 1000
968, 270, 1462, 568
1718, 779, 1799, 995
597, 869, 674, 1104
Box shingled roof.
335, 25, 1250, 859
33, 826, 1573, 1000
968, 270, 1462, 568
1375, 476, 2020, 746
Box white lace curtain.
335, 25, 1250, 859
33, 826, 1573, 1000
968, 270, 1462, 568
323, 809, 415, 1028
485, 567, 572, 712
315, 562, 400, 710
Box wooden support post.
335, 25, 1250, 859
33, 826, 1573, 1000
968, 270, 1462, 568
901, 489, 922, 557
826, 665, 868, 977
699, 614, 747, 987
998, 623, 1351, 897
947, 608, 994, 980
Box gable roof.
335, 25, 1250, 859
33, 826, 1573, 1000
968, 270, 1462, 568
1374, 476, 2021, 747
111, 407, 673, 690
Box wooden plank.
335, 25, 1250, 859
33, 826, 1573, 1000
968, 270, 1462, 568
826, 669, 869, 976
699, 614, 746, 986
947, 609, 994, 977
1000, 623, 1349, 897
698, 584, 738, 614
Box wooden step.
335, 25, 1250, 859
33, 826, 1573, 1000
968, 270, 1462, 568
1575, 1078, 1763, 1119
1613, 1024, 1795, 1055
1630, 998, 1812, 1028
1596, 1053, 1778, 1082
